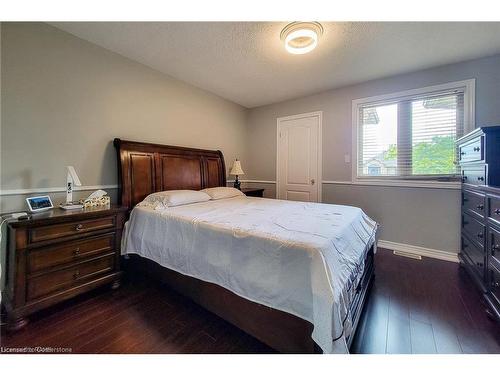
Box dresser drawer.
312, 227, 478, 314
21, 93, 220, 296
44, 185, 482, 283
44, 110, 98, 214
489, 263, 500, 306
462, 189, 486, 219
461, 165, 487, 186
461, 235, 485, 279
30, 216, 115, 243
459, 136, 484, 163
27, 254, 115, 301
488, 194, 500, 226
462, 212, 486, 248
489, 225, 500, 270
28, 233, 115, 274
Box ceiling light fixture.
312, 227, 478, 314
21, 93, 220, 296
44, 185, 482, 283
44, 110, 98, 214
281, 22, 323, 55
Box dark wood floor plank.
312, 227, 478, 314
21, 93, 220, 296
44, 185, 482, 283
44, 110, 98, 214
350, 286, 389, 354
2, 249, 498, 354
385, 255, 412, 354
409, 319, 437, 354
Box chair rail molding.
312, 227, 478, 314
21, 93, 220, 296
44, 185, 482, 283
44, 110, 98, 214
0, 185, 119, 196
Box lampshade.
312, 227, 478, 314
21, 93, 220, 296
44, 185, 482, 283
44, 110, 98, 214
230, 159, 245, 176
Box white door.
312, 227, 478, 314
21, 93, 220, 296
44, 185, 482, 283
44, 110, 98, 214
277, 111, 322, 202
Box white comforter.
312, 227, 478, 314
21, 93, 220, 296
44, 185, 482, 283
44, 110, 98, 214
122, 196, 377, 353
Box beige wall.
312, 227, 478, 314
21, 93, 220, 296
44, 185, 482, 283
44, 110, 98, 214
1, 22, 247, 211
245, 54, 500, 253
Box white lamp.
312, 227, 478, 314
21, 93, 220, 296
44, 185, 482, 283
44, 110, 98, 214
230, 159, 245, 190
60, 166, 83, 210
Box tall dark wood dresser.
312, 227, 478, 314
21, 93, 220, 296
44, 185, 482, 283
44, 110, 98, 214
457, 126, 500, 321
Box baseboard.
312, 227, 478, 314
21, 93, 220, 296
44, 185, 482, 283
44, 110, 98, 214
377, 240, 459, 263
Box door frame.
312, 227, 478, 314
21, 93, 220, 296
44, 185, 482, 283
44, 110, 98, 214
276, 111, 323, 202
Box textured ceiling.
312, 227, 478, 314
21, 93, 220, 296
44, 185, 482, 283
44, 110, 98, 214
50, 22, 500, 108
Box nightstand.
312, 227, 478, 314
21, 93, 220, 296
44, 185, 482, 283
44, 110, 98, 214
241, 188, 265, 198
3, 205, 127, 331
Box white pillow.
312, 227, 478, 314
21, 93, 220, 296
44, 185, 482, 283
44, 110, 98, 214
138, 190, 211, 209
202, 187, 245, 200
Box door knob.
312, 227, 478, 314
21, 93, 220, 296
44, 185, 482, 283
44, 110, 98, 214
311, 179, 315, 185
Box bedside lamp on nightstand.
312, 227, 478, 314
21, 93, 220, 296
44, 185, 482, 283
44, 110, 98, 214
230, 159, 245, 190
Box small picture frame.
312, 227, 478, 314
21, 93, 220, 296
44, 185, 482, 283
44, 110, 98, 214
26, 195, 54, 212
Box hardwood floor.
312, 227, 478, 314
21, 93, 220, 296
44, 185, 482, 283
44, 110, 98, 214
351, 249, 500, 354
1, 249, 499, 354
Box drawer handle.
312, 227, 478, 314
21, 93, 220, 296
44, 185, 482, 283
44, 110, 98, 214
460, 151, 466, 156
476, 204, 484, 210
477, 232, 484, 239
74, 247, 80, 256
493, 281, 500, 288
473, 147, 480, 152
476, 262, 483, 267
75, 224, 84, 231
477, 176, 484, 181
462, 176, 468, 182
493, 244, 500, 255
73, 270, 80, 279
495, 208, 500, 215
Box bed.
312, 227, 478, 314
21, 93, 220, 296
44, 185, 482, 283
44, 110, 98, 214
114, 138, 377, 353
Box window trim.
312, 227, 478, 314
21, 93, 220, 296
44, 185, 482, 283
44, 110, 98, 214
351, 79, 475, 189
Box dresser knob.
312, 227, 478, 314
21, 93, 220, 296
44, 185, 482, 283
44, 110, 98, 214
462, 176, 468, 183
477, 232, 484, 239
477, 176, 484, 181
493, 281, 500, 288
73, 270, 80, 279
495, 208, 500, 215
493, 244, 500, 255
460, 151, 466, 156
476, 204, 484, 210
74, 247, 80, 255
75, 224, 83, 231
473, 147, 480, 152
476, 262, 483, 267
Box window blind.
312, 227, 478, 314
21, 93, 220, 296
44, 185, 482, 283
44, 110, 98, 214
357, 89, 465, 179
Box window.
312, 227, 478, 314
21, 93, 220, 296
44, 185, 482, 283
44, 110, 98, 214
352, 80, 475, 188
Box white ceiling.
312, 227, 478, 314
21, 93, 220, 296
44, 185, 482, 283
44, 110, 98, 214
51, 22, 500, 108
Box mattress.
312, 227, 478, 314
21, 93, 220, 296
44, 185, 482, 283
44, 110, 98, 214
122, 196, 377, 353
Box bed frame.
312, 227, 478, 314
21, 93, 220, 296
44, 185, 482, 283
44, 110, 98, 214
113, 138, 374, 353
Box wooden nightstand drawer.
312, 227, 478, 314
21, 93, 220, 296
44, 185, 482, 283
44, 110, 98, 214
27, 254, 115, 301
241, 188, 264, 197
30, 216, 115, 243
28, 233, 115, 274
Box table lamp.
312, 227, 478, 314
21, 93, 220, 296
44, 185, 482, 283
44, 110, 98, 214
230, 159, 245, 190
60, 166, 83, 210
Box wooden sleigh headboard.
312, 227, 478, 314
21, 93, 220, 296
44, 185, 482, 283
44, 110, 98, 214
113, 138, 226, 208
